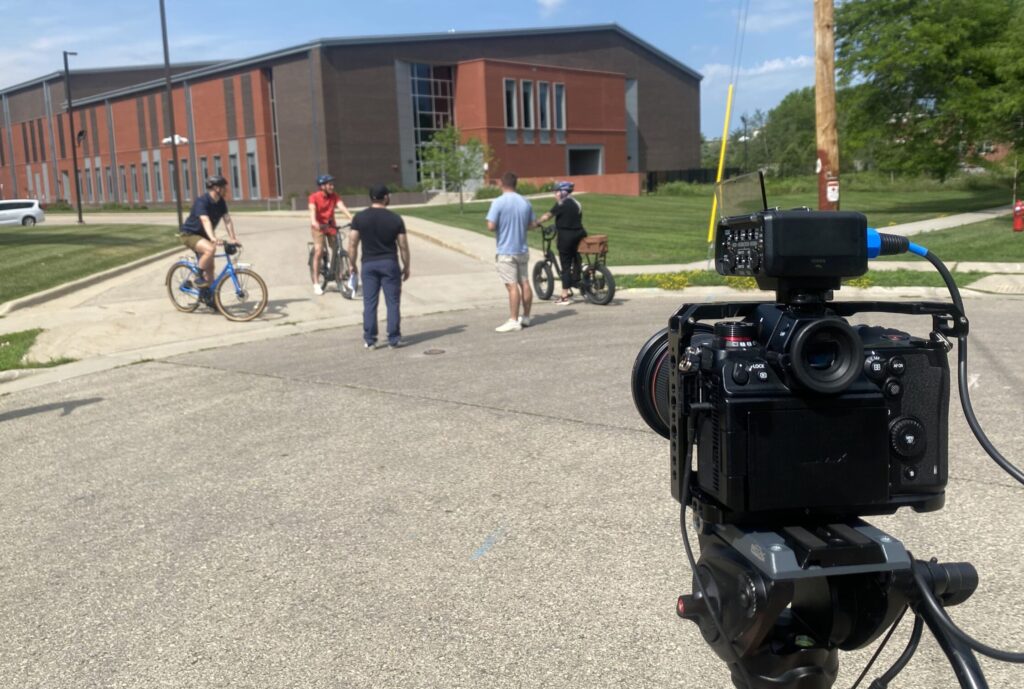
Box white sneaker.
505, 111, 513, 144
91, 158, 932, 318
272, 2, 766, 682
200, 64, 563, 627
313, 284, 324, 296
495, 319, 522, 333
519, 315, 532, 327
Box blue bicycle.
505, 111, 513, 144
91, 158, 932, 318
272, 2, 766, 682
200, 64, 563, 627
165, 243, 268, 321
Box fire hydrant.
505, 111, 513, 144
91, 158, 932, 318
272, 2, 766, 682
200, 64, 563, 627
1015, 199, 1024, 232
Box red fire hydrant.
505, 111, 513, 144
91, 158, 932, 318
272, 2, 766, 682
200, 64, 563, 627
1014, 199, 1024, 232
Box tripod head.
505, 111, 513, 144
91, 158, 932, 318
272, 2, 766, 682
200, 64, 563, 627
677, 519, 980, 689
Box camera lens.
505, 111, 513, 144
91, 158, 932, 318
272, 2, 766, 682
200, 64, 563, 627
788, 318, 863, 394
632, 328, 672, 439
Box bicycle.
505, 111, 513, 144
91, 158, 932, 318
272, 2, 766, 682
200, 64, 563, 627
165, 242, 269, 322
307, 222, 357, 299
532, 226, 616, 305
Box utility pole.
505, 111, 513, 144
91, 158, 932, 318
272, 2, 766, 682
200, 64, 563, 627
814, 0, 840, 211
62, 50, 84, 224
160, 0, 184, 227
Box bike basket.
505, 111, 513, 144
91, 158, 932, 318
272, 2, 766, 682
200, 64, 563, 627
577, 235, 609, 255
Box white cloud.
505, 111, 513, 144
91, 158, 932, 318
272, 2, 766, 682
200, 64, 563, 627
537, 0, 566, 18
701, 55, 813, 86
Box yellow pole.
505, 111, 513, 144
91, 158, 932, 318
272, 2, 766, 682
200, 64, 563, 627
707, 83, 735, 243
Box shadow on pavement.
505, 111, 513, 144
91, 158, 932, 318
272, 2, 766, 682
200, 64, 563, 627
402, 324, 468, 346
0, 397, 104, 423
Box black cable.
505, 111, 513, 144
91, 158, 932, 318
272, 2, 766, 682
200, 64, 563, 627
922, 250, 1024, 486
848, 606, 910, 689
868, 613, 924, 689
911, 561, 1024, 662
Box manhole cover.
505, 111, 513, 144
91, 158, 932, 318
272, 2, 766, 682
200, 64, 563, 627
424, 348, 445, 356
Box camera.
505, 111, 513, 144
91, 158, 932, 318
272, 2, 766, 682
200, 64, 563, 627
633, 205, 957, 526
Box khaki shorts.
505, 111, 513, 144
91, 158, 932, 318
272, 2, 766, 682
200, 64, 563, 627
496, 253, 529, 284
179, 233, 205, 250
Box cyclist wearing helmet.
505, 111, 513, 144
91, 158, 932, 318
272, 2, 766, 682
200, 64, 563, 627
178, 175, 239, 288
308, 174, 353, 295
535, 180, 586, 305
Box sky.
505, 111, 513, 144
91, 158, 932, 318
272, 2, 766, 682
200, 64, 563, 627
0, 0, 816, 138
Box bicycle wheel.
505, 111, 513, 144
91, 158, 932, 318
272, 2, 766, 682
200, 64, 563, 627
336, 252, 355, 300
532, 261, 554, 300
166, 262, 201, 312
583, 264, 616, 305
215, 267, 268, 321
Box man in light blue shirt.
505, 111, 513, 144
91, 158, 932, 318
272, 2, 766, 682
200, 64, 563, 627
486, 172, 537, 332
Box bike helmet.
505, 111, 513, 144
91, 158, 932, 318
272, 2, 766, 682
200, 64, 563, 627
554, 180, 574, 194
317, 174, 335, 186
205, 175, 228, 189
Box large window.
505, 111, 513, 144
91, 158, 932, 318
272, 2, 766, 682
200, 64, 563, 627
213, 155, 223, 177
554, 83, 567, 144
410, 63, 454, 182
229, 153, 241, 198
503, 79, 518, 129
130, 164, 138, 202
153, 151, 163, 201
142, 162, 151, 201
538, 81, 551, 144
247, 147, 259, 199
521, 80, 535, 144
181, 158, 191, 199
521, 81, 534, 129
200, 156, 209, 180
554, 83, 566, 130
168, 160, 177, 202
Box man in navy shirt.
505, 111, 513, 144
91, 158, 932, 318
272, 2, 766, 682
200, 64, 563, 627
179, 175, 240, 287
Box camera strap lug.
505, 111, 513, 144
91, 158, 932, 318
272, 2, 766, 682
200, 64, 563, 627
930, 330, 953, 353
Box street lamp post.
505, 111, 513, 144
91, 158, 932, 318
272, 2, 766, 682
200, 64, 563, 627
159, 0, 184, 227
62, 50, 84, 224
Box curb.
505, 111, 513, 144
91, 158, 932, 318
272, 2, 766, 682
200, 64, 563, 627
0, 245, 183, 316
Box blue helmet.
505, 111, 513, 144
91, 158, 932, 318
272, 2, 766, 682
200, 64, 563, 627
316, 174, 335, 186
554, 180, 574, 194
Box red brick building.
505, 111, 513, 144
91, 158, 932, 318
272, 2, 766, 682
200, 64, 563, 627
0, 25, 701, 206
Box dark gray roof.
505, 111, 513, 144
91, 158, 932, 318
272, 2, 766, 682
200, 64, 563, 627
0, 62, 217, 96
53, 24, 703, 107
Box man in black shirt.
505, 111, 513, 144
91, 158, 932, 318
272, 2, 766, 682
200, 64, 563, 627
178, 175, 240, 287
535, 180, 585, 304
348, 185, 411, 349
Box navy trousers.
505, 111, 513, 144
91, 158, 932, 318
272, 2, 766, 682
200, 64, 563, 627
361, 258, 402, 346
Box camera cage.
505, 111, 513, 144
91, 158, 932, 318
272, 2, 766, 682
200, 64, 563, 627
666, 298, 966, 526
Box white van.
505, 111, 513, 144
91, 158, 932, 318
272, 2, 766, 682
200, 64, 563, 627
0, 199, 46, 226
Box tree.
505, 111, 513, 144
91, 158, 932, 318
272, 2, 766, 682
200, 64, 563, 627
418, 125, 493, 211
835, 0, 1010, 180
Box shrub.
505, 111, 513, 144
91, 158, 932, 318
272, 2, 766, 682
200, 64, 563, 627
655, 181, 714, 197
474, 186, 501, 200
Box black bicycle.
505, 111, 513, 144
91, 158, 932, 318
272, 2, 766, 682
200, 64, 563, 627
532, 226, 616, 305
307, 222, 356, 299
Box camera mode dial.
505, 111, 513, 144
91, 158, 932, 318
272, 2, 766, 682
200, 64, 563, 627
890, 417, 927, 459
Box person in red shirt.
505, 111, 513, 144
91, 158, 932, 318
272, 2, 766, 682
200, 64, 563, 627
308, 174, 353, 295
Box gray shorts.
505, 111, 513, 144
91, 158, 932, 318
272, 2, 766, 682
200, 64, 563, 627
496, 253, 529, 284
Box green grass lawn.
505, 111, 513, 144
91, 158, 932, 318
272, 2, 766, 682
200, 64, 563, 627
0, 329, 74, 371
0, 224, 177, 304
878, 218, 1024, 262
400, 186, 1011, 266
616, 269, 989, 291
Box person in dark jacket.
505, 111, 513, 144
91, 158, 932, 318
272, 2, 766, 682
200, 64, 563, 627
535, 180, 585, 305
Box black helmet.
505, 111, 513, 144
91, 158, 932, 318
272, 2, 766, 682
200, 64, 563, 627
205, 175, 227, 189
554, 180, 574, 194
317, 174, 335, 186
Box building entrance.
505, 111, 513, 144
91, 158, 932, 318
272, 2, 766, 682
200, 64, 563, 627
568, 147, 602, 175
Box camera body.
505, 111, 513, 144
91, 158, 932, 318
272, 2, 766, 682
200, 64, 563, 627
670, 302, 949, 525
632, 207, 958, 526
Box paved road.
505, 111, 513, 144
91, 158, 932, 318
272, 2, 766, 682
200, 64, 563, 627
2, 292, 1023, 688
